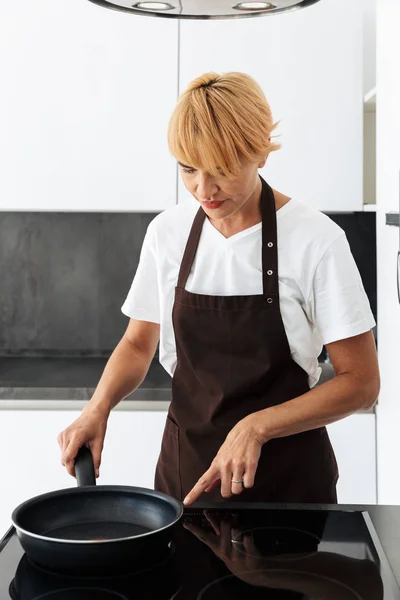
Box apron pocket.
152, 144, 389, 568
154, 416, 182, 500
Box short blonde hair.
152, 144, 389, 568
168, 72, 281, 178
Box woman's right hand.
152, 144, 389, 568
57, 406, 109, 478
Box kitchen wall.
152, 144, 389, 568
0, 212, 155, 356
0, 210, 376, 357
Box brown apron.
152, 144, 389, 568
154, 176, 339, 504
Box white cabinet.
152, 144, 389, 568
178, 0, 363, 212
375, 221, 400, 504
0, 409, 167, 536
0, 406, 376, 538
0, 1, 178, 212
327, 414, 377, 505
375, 0, 400, 504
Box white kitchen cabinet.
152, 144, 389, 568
178, 0, 363, 212
0, 1, 178, 212
0, 405, 376, 538
375, 0, 400, 504
0, 409, 167, 536
375, 219, 400, 503
327, 414, 377, 505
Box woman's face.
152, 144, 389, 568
179, 155, 267, 221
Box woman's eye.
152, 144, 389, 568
182, 168, 195, 174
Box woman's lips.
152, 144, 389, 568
202, 200, 224, 210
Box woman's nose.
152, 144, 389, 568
196, 174, 218, 200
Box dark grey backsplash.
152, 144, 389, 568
0, 213, 157, 357
0, 210, 376, 357
324, 211, 377, 323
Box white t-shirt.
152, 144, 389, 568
121, 197, 376, 388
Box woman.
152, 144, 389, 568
58, 72, 380, 506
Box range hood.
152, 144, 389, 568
86, 0, 321, 20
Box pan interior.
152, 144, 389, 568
43, 520, 150, 541
32, 592, 124, 600
14, 487, 180, 541
36, 588, 125, 600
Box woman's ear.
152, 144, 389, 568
258, 155, 268, 169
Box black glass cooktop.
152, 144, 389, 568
1, 506, 399, 599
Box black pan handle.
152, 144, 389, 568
75, 446, 96, 487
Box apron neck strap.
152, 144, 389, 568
177, 207, 206, 289
260, 176, 280, 299
177, 175, 280, 299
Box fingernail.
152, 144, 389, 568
183, 495, 190, 505
96, 469, 100, 478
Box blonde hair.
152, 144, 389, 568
168, 72, 281, 178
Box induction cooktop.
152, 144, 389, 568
1, 505, 399, 599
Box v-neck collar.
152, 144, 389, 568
204, 217, 261, 242
204, 198, 296, 242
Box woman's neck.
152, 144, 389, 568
209, 187, 291, 239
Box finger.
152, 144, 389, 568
63, 438, 82, 477
220, 463, 233, 498
88, 440, 103, 478
183, 466, 219, 506
231, 462, 246, 496
243, 455, 258, 489
205, 479, 220, 493
60, 434, 74, 467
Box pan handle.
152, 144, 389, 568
75, 446, 97, 487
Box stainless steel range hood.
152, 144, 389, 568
86, 0, 322, 20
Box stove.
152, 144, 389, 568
1, 505, 399, 599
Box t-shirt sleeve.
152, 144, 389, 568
306, 232, 376, 345
121, 221, 160, 324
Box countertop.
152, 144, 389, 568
191, 500, 400, 588
0, 357, 374, 413
0, 356, 171, 401
1, 501, 399, 588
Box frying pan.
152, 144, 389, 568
11, 446, 183, 575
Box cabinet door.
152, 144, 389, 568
0, 1, 178, 212
178, 0, 363, 212
327, 414, 376, 505
375, 0, 400, 504
375, 223, 400, 504
0, 409, 167, 536
377, 0, 400, 214
0, 410, 81, 535
98, 410, 168, 488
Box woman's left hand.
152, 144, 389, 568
183, 413, 268, 506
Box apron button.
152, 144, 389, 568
267, 270, 273, 275
267, 297, 273, 304
267, 242, 274, 248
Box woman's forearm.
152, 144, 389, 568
255, 372, 379, 443
85, 337, 151, 417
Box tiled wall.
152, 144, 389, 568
0, 213, 156, 356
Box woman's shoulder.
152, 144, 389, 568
149, 198, 198, 233
279, 198, 345, 255
144, 198, 199, 256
